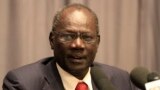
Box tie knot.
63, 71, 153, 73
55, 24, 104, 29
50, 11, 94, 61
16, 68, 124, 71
75, 82, 88, 90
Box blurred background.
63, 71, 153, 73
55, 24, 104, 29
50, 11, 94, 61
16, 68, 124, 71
0, 0, 160, 89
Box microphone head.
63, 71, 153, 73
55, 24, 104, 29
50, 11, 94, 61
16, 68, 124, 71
130, 67, 149, 90
91, 66, 115, 90
147, 72, 160, 82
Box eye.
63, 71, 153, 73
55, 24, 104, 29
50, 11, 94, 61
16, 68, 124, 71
59, 33, 75, 41
82, 35, 95, 41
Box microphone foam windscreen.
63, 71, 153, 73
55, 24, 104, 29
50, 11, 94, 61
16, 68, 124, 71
130, 67, 149, 90
147, 72, 160, 82
91, 66, 115, 90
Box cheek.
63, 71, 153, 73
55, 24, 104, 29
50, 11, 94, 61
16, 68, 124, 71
53, 42, 65, 53
87, 44, 99, 52
87, 45, 99, 57
54, 42, 71, 54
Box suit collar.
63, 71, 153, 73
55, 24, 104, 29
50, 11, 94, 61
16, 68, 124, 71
41, 57, 65, 90
40, 57, 98, 90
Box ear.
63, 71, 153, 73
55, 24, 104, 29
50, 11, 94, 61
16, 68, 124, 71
49, 32, 54, 49
97, 35, 100, 45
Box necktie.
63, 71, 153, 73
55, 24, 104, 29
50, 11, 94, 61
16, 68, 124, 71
75, 82, 88, 90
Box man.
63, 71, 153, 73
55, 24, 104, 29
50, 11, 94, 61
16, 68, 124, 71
3, 4, 140, 90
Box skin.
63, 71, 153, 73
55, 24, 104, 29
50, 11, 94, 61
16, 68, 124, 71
50, 6, 100, 80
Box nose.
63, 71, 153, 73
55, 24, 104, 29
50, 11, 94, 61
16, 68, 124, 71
70, 37, 85, 48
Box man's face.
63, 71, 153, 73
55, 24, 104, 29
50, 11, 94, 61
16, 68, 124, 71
50, 10, 100, 76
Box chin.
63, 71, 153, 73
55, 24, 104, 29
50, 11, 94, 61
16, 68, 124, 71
67, 63, 89, 72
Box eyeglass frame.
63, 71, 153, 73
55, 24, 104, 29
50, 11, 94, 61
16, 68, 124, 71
52, 31, 100, 44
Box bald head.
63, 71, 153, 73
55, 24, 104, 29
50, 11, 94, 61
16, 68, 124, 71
52, 4, 99, 34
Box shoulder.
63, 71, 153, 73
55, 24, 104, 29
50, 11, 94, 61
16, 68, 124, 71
93, 62, 129, 77
7, 57, 53, 77
3, 57, 54, 89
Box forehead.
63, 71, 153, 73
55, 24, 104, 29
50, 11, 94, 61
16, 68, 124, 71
67, 10, 88, 25
61, 7, 96, 23
58, 7, 97, 33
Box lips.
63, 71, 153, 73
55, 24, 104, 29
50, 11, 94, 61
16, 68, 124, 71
67, 55, 86, 63
68, 55, 85, 59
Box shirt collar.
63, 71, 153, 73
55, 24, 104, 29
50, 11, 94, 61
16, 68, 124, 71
56, 63, 92, 90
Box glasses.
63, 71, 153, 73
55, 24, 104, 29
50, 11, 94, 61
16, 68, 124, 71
53, 31, 99, 44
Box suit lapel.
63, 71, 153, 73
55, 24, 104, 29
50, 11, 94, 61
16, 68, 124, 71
92, 79, 98, 90
40, 57, 100, 90
41, 57, 65, 90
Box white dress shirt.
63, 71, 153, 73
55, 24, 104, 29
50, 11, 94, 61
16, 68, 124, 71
56, 63, 93, 90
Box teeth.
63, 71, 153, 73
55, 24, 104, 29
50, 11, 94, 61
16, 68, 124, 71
72, 56, 81, 58
68, 55, 85, 59
74, 57, 81, 59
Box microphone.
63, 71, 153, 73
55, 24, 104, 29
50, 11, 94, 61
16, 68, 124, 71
145, 72, 160, 90
91, 66, 115, 90
130, 67, 160, 90
130, 67, 149, 90
147, 72, 160, 82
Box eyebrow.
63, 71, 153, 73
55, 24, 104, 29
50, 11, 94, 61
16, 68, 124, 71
60, 30, 97, 35
60, 28, 93, 33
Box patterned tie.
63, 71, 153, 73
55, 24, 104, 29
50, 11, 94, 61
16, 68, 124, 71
75, 82, 88, 90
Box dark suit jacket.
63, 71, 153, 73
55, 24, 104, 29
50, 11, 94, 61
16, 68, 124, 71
3, 57, 140, 90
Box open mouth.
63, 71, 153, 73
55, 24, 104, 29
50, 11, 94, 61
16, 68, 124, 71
67, 55, 86, 63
